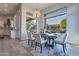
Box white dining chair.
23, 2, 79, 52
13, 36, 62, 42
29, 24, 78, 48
27, 31, 35, 47
54, 32, 69, 54
34, 33, 47, 53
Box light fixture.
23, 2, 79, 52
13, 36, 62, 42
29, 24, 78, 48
4, 9, 7, 11
4, 4, 8, 7
4, 4, 8, 11
33, 3, 41, 19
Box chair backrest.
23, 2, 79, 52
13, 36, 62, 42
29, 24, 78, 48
34, 33, 41, 43
27, 31, 32, 40
63, 32, 69, 43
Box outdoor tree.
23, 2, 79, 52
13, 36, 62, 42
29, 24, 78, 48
26, 20, 36, 32
60, 18, 67, 29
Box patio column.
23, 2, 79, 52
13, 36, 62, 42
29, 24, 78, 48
67, 4, 79, 43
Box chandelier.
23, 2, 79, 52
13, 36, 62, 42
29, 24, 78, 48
33, 3, 41, 18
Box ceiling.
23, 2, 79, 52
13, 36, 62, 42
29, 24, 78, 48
24, 3, 54, 11
0, 3, 54, 16
0, 3, 20, 16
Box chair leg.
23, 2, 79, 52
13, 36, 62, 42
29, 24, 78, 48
54, 42, 57, 46
31, 41, 33, 47
47, 45, 50, 55
64, 44, 67, 50
63, 45, 66, 54
35, 42, 37, 50
48, 40, 50, 45
45, 42, 47, 47
52, 40, 54, 48
28, 39, 30, 45
40, 44, 42, 53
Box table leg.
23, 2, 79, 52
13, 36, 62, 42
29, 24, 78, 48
52, 39, 54, 48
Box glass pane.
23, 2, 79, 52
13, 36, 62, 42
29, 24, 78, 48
26, 20, 36, 32
45, 7, 67, 33
46, 15, 66, 25
45, 7, 67, 18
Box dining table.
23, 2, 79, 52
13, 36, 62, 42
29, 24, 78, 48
41, 33, 61, 48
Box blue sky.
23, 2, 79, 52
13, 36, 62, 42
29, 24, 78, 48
46, 15, 66, 25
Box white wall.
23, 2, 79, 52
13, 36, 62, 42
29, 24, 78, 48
67, 4, 79, 43
13, 9, 21, 39
21, 3, 34, 40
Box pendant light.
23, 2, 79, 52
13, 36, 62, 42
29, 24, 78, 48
33, 3, 41, 19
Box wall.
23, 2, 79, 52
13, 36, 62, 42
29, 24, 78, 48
67, 4, 79, 43
13, 7, 21, 39
21, 3, 34, 40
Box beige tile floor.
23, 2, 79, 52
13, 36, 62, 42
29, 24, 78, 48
0, 38, 32, 56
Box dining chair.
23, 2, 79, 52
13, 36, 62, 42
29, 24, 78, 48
54, 32, 69, 54
27, 31, 35, 47
34, 33, 47, 53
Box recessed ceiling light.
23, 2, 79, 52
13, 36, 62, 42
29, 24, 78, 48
4, 4, 8, 7
4, 9, 7, 11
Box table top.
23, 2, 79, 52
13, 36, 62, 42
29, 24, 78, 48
44, 33, 61, 36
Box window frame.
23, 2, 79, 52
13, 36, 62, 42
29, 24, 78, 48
44, 7, 67, 26
26, 18, 37, 32
44, 7, 67, 33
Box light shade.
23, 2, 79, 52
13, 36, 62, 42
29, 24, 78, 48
33, 10, 41, 18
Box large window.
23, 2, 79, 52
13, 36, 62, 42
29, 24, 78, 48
44, 7, 67, 33
26, 18, 36, 33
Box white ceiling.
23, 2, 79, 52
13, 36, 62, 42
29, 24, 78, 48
0, 3, 20, 16
24, 3, 54, 11
0, 3, 54, 16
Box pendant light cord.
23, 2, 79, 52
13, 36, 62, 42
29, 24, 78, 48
33, 3, 41, 18
36, 3, 38, 11
36, 3, 38, 18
